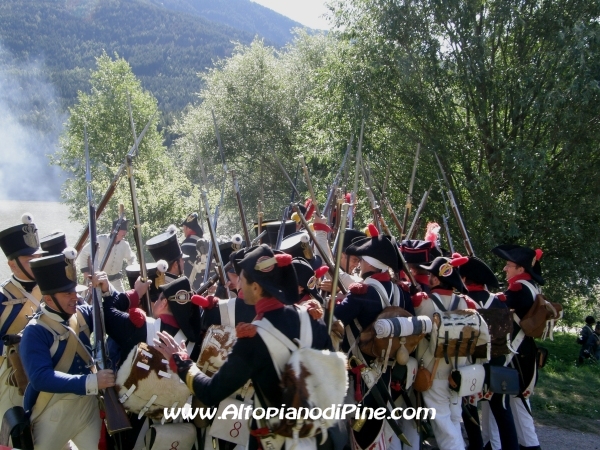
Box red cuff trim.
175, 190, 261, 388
126, 289, 140, 309
313, 223, 332, 233
128, 308, 146, 328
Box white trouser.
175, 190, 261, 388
510, 396, 539, 447
110, 278, 125, 293
394, 392, 420, 450
32, 393, 101, 450
481, 401, 500, 450
421, 379, 465, 450
0, 363, 24, 420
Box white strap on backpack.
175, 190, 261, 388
218, 298, 237, 327
363, 278, 399, 308
482, 293, 495, 309
253, 307, 312, 379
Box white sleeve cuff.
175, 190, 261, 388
85, 374, 99, 395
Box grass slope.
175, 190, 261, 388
532, 332, 600, 433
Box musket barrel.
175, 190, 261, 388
328, 203, 349, 334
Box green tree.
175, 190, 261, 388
52, 52, 198, 246
172, 32, 344, 235
319, 0, 600, 306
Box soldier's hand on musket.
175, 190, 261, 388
153, 330, 187, 361
97, 369, 116, 389
134, 276, 152, 298
92, 271, 110, 293
320, 278, 333, 293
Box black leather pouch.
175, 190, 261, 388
484, 364, 520, 395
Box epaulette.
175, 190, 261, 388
496, 293, 507, 301
464, 297, 478, 309
313, 222, 332, 233
129, 308, 146, 328
411, 291, 428, 308
349, 283, 369, 295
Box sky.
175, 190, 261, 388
251, 0, 331, 30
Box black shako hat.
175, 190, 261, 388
345, 224, 399, 272
491, 244, 545, 285
146, 225, 188, 264
255, 220, 296, 247
159, 276, 201, 342
181, 212, 203, 237
219, 235, 245, 272
292, 257, 327, 304
0, 213, 43, 260
459, 256, 500, 289
235, 244, 298, 305
40, 231, 68, 256
126, 261, 167, 302
280, 231, 323, 270
31, 250, 84, 295
400, 239, 442, 265
420, 255, 469, 294
342, 229, 367, 253
111, 219, 129, 232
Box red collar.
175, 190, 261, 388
300, 293, 311, 302
370, 272, 391, 282
465, 284, 486, 292
415, 274, 430, 286
255, 297, 285, 319
508, 273, 532, 291
159, 314, 179, 328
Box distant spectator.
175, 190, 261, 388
577, 316, 596, 365
583, 321, 600, 362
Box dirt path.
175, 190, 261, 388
536, 422, 600, 449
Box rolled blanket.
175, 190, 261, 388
374, 315, 432, 338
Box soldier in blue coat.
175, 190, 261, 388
20, 252, 115, 450
0, 214, 45, 420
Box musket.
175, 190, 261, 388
271, 148, 302, 199
434, 152, 475, 256
364, 187, 392, 237
125, 99, 152, 314
328, 203, 349, 334
194, 231, 266, 296
82, 204, 126, 306
436, 171, 455, 253
382, 197, 403, 239
290, 204, 347, 295
257, 200, 264, 245
84, 125, 132, 435
231, 170, 251, 245
74, 114, 155, 253
275, 159, 300, 250
348, 120, 364, 229
299, 155, 320, 216
323, 136, 353, 220
406, 187, 431, 240
401, 143, 420, 236
211, 109, 229, 174
198, 156, 229, 296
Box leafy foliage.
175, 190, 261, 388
51, 53, 198, 244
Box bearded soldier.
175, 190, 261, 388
20, 251, 115, 449
491, 245, 545, 450
0, 214, 44, 420
79, 219, 137, 292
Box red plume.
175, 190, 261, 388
315, 266, 329, 278
345, 193, 352, 203
191, 295, 210, 308
450, 256, 469, 267
368, 223, 379, 237
452, 252, 462, 259
275, 253, 293, 267
305, 200, 315, 220
425, 222, 440, 243
535, 249, 543, 261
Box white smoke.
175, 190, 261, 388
0, 44, 67, 201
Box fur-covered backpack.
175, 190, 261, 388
253, 307, 348, 446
